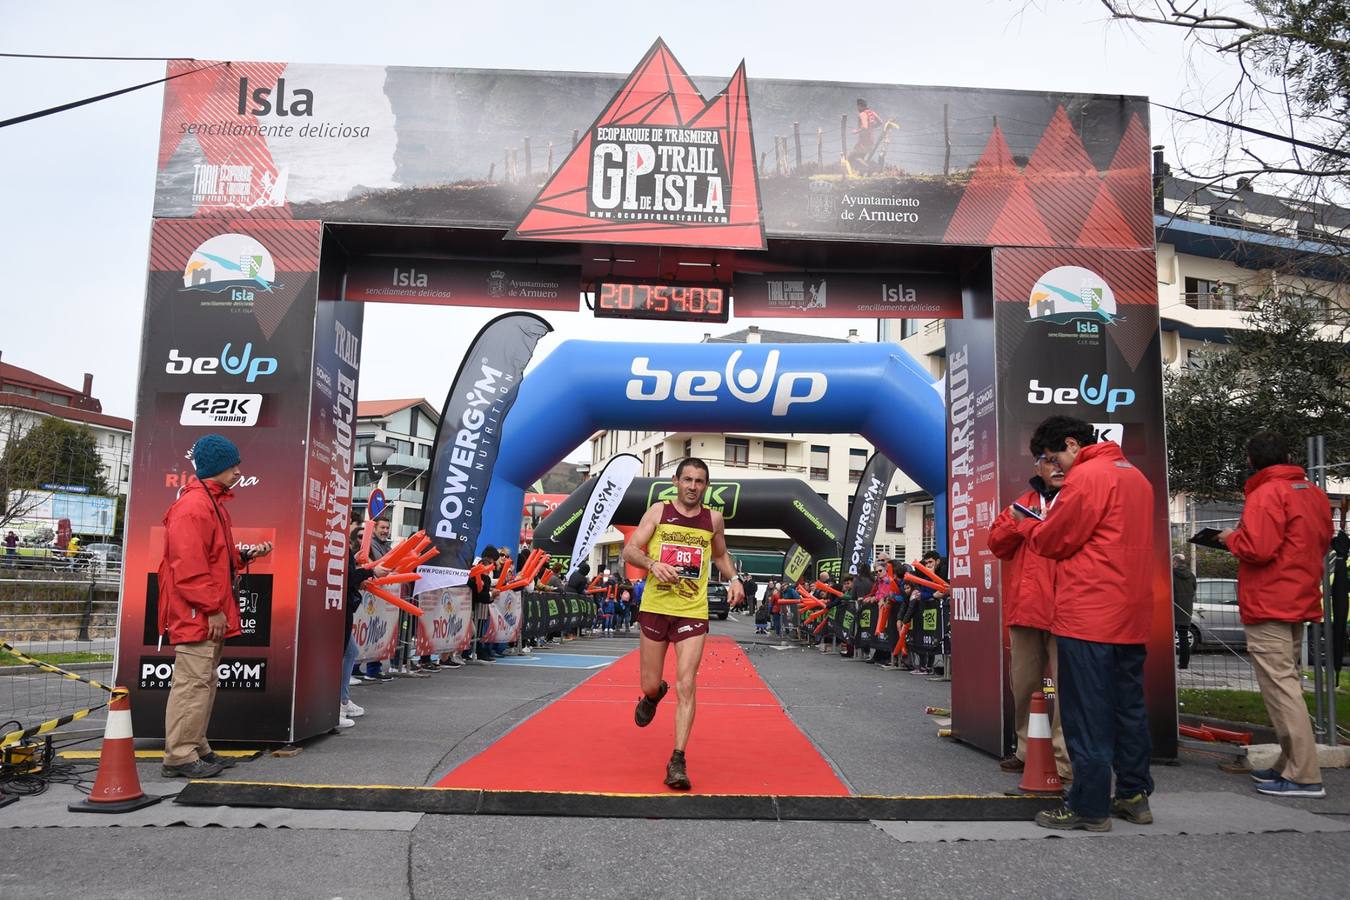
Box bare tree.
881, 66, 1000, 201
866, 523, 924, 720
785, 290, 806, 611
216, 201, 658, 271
1101, 1, 1348, 205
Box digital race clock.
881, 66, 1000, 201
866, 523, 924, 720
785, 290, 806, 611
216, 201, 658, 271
593, 279, 730, 324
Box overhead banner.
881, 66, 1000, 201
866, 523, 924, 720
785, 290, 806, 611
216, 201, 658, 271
734, 273, 962, 319
344, 258, 579, 311
842, 451, 897, 575
153, 59, 1151, 252
417, 312, 552, 591
568, 453, 642, 577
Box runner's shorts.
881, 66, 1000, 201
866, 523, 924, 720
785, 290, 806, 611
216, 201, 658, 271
637, 611, 708, 644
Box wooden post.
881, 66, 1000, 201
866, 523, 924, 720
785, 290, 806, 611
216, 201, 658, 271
761, 150, 768, 172
817, 127, 823, 166
840, 114, 847, 160
547, 141, 554, 172
504, 149, 511, 182
572, 128, 579, 148
512, 149, 520, 181
488, 162, 496, 182
943, 103, 951, 177
793, 122, 802, 170
524, 138, 532, 177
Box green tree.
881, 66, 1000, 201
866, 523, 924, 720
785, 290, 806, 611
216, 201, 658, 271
0, 416, 111, 529
1165, 290, 1350, 499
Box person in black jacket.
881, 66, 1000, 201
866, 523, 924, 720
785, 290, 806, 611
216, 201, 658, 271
343, 531, 390, 723
566, 559, 591, 594
1172, 554, 1196, 669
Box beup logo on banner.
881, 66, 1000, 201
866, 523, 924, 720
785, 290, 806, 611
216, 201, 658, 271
419, 313, 552, 586
510, 38, 764, 250
569, 453, 641, 577
647, 481, 741, 518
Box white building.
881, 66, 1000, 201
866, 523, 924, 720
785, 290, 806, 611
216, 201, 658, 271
0, 353, 133, 504
585, 325, 936, 576
353, 398, 438, 539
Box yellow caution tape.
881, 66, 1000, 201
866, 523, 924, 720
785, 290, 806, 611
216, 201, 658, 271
0, 642, 119, 749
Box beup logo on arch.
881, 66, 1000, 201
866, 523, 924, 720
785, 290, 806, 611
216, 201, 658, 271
1027, 266, 1121, 328
626, 350, 827, 416
182, 233, 281, 299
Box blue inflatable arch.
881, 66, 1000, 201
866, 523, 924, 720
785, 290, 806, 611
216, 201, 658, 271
481, 339, 947, 554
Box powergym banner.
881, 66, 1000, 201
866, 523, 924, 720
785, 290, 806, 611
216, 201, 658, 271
842, 452, 897, 575
154, 57, 1152, 251
568, 453, 642, 577
117, 218, 322, 742
417, 312, 552, 591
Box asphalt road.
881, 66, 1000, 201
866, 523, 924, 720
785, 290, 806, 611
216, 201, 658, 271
4, 612, 1349, 899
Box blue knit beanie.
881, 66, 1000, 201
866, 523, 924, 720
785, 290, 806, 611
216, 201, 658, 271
191, 434, 241, 479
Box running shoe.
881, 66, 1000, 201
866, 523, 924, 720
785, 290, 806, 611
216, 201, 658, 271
1255, 778, 1326, 798
1248, 767, 1281, 783
1111, 793, 1153, 824
664, 750, 691, 791
635, 680, 669, 727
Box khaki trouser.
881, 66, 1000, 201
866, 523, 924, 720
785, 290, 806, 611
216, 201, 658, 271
1246, 621, 1320, 785
1009, 625, 1072, 779
164, 639, 223, 766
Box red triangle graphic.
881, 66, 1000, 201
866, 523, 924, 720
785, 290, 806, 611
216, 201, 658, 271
1103, 113, 1155, 248
986, 178, 1055, 246
944, 123, 1019, 244
510, 39, 765, 250
1024, 106, 1099, 244
1074, 178, 1137, 248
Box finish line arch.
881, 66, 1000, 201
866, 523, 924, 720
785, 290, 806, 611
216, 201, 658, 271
478, 338, 946, 555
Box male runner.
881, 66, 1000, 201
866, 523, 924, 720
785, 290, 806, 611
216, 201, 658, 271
622, 457, 744, 790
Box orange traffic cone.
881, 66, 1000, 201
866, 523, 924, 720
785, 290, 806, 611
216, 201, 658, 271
1017, 691, 1064, 796
69, 687, 163, 813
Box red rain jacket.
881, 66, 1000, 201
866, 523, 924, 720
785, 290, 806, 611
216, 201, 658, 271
1026, 442, 1155, 644
987, 488, 1056, 631
157, 477, 242, 644
1227, 464, 1332, 625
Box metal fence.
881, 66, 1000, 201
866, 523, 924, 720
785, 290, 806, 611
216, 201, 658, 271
1, 565, 120, 748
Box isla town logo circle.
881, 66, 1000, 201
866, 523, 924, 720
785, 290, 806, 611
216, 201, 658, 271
1027, 265, 1120, 329
182, 233, 280, 298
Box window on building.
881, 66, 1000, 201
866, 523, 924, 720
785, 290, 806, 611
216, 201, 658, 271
873, 544, 892, 562
683, 439, 692, 460
654, 447, 664, 474
725, 437, 749, 467
885, 503, 903, 532
763, 440, 787, 470
810, 444, 829, 480
1183, 277, 1239, 311
417, 443, 431, 458
848, 448, 867, 482
922, 505, 937, 553
900, 319, 921, 340
402, 506, 421, 530
388, 473, 420, 492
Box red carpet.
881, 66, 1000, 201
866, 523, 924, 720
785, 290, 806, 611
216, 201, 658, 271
436, 636, 850, 795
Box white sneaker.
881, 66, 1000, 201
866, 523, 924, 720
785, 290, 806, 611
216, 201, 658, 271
348, 676, 360, 686
341, 700, 365, 717
336, 713, 355, 729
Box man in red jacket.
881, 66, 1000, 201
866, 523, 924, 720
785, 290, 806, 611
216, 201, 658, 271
987, 445, 1071, 781
159, 434, 272, 778
1219, 431, 1332, 798
1017, 416, 1155, 832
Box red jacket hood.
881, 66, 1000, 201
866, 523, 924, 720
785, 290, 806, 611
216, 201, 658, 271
1244, 464, 1308, 494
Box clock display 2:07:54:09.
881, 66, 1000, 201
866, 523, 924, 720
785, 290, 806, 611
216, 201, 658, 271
593, 280, 730, 322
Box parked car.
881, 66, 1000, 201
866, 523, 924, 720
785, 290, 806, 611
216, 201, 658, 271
83, 543, 123, 576
1189, 578, 1245, 650
707, 581, 730, 620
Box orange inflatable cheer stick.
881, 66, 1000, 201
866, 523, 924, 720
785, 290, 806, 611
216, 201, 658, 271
538, 567, 555, 587
468, 561, 494, 590
813, 581, 843, 597
367, 572, 420, 587
373, 530, 424, 569
904, 573, 946, 591
875, 601, 892, 636
357, 518, 375, 567
402, 548, 439, 572
911, 560, 949, 591
813, 618, 831, 636
892, 622, 909, 659
364, 583, 424, 617
804, 608, 829, 624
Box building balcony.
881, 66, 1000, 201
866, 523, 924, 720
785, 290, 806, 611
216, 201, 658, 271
353, 484, 425, 506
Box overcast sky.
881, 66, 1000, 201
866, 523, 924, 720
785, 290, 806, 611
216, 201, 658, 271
1, 0, 1233, 451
